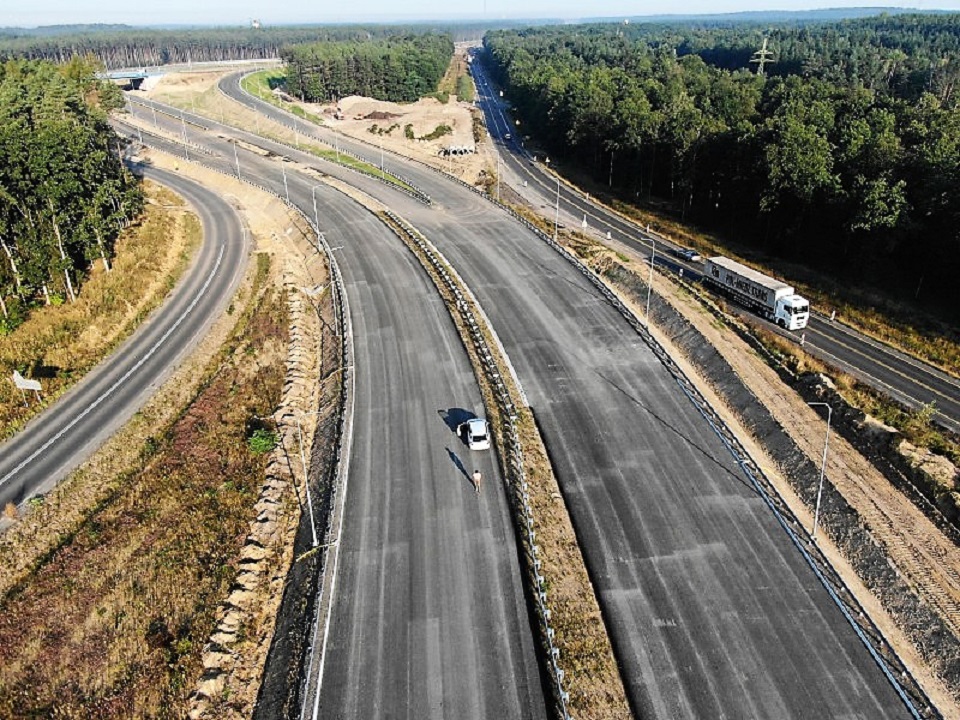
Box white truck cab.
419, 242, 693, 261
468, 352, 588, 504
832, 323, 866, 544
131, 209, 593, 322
704, 256, 810, 330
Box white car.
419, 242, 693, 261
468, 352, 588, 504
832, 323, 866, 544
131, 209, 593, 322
460, 418, 491, 451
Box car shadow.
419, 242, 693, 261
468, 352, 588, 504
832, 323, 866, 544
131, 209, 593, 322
438, 407, 477, 442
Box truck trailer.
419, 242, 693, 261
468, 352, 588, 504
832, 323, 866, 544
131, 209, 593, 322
704, 256, 810, 330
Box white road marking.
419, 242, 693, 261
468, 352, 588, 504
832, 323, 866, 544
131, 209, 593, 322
0, 242, 226, 491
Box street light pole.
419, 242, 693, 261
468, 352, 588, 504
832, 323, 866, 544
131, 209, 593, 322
179, 109, 189, 161
281, 161, 290, 203
294, 413, 320, 548
233, 140, 241, 179
645, 237, 655, 326
553, 176, 560, 241
496, 151, 501, 202
311, 184, 323, 232
807, 401, 833, 541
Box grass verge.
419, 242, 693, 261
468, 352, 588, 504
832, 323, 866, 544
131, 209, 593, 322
0, 253, 289, 718
437, 49, 475, 103
240, 69, 325, 125
0, 183, 200, 441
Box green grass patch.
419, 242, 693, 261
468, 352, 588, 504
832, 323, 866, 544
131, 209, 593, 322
456, 74, 475, 103
420, 123, 452, 141
241, 69, 324, 126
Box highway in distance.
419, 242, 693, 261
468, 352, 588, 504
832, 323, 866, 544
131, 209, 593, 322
469, 58, 960, 435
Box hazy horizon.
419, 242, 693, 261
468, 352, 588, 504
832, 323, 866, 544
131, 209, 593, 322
3, 1, 959, 30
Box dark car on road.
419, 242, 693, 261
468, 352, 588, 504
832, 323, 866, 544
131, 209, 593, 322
671, 247, 702, 262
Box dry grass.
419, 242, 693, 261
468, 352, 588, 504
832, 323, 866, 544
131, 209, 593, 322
0, 254, 288, 719
745, 324, 960, 463
437, 48, 475, 102
0, 183, 200, 440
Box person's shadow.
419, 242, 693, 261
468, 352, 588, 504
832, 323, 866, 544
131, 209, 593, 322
445, 447, 474, 490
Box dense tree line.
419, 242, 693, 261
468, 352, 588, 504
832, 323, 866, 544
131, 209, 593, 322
484, 16, 960, 316
0, 57, 142, 329
0, 23, 507, 70
282, 34, 454, 103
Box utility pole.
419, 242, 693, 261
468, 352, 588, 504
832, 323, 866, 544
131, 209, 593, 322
750, 38, 774, 76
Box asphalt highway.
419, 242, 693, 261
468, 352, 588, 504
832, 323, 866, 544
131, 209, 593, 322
304, 184, 546, 719
0, 168, 249, 515
468, 59, 960, 434
119, 112, 548, 718
141, 89, 919, 717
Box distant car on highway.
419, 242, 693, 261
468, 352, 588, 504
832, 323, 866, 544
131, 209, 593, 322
459, 418, 491, 450
671, 247, 702, 263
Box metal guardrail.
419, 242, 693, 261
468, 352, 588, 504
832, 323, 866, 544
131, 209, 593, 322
215, 79, 938, 717
382, 209, 573, 720
119, 129, 356, 720
471, 177, 939, 720
125, 86, 937, 718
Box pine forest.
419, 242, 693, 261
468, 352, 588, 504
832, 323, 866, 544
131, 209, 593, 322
484, 15, 960, 316
0, 57, 143, 330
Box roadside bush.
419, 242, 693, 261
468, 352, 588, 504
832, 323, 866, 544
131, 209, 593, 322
248, 428, 278, 454
420, 124, 452, 141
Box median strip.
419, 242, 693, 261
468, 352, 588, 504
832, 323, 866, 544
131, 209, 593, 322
377, 209, 631, 720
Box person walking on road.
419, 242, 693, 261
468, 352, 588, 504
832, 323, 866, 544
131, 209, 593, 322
472, 469, 482, 495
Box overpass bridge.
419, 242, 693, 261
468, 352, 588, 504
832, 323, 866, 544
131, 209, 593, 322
101, 70, 148, 90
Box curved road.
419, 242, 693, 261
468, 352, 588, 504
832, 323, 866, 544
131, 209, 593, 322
0, 168, 249, 515
469, 59, 960, 434
304, 184, 546, 719
119, 113, 549, 718
141, 89, 921, 717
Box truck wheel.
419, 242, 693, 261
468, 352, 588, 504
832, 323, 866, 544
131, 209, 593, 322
776, 318, 785, 328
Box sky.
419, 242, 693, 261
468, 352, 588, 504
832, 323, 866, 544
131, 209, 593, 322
3, 0, 959, 27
